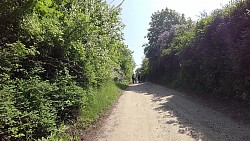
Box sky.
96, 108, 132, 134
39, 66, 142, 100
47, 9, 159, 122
108, 0, 231, 70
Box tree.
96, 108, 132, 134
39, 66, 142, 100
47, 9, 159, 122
143, 7, 187, 82
0, 0, 134, 139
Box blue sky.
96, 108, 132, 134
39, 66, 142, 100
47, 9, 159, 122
108, 0, 231, 70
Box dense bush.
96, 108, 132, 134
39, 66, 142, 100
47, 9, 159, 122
140, 0, 250, 101
1, 78, 56, 140
0, 0, 134, 140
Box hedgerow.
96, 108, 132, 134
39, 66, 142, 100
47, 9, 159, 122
0, 0, 134, 140
140, 0, 250, 101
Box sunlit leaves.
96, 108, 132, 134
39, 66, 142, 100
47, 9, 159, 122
0, 0, 134, 140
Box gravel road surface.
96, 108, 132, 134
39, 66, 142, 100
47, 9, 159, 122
96, 83, 250, 141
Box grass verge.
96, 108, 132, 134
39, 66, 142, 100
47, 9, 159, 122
79, 81, 126, 128
42, 81, 128, 140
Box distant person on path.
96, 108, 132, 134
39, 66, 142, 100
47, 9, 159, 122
132, 74, 136, 84
137, 74, 141, 83
141, 75, 144, 82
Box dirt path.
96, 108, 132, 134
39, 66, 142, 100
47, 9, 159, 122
95, 83, 250, 141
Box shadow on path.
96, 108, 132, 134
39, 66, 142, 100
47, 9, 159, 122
126, 82, 250, 141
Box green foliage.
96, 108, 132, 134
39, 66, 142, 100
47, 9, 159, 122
38, 125, 79, 141
78, 81, 122, 128
0, 76, 88, 140
142, 0, 250, 101
0, 0, 134, 140
0, 78, 57, 140
143, 7, 190, 83
135, 57, 149, 81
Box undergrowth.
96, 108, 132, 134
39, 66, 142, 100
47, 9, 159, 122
39, 81, 127, 141
79, 81, 126, 129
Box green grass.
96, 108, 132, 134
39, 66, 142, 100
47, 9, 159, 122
78, 81, 128, 128
41, 81, 128, 141
115, 82, 129, 90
